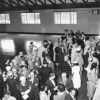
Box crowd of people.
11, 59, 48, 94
0, 29, 100, 100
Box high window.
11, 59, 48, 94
0, 14, 10, 24
21, 13, 40, 24
54, 12, 77, 24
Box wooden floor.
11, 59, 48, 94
78, 69, 88, 100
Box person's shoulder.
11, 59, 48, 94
9, 96, 17, 100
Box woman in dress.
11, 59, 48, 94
72, 52, 81, 90
93, 74, 100, 100
87, 63, 98, 100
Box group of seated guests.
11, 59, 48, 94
0, 29, 100, 100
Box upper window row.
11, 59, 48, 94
0, 12, 77, 24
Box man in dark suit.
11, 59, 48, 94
6, 71, 22, 100
28, 71, 40, 100
46, 56, 55, 73
58, 55, 71, 76
57, 72, 73, 91
39, 63, 53, 85
46, 73, 57, 100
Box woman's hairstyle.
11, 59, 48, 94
68, 88, 76, 93
91, 62, 97, 70
40, 84, 46, 91
93, 53, 98, 58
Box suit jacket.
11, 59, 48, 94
58, 61, 71, 75
39, 67, 53, 84
28, 77, 40, 100
46, 79, 56, 94
28, 77, 39, 91
48, 61, 55, 73
57, 77, 73, 90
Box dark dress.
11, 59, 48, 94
0, 75, 4, 99
83, 52, 89, 68
48, 43, 54, 61
55, 46, 64, 63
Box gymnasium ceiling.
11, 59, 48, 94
0, 0, 100, 11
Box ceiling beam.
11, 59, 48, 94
19, 0, 27, 6
37, 0, 45, 5
26, 0, 29, 6
1, 0, 10, 6
16, 0, 21, 6
11, 0, 18, 6
59, 0, 66, 4
48, 0, 55, 4
35, 0, 38, 5
0, 0, 6, 7
28, 0, 38, 5
8, 0, 13, 6
70, 0, 76, 3
0, 2, 100, 11
82, 0, 87, 3
44, 0, 46, 5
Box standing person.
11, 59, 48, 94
58, 55, 71, 76
87, 63, 98, 100
28, 42, 38, 55
6, 71, 21, 100
19, 76, 30, 100
48, 40, 54, 61
0, 69, 4, 100
46, 73, 57, 100
46, 56, 55, 73
54, 42, 64, 64
72, 53, 81, 90
42, 47, 50, 64
39, 63, 53, 85
92, 74, 100, 100
84, 37, 91, 55
57, 72, 73, 91
38, 42, 45, 65
28, 71, 40, 100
